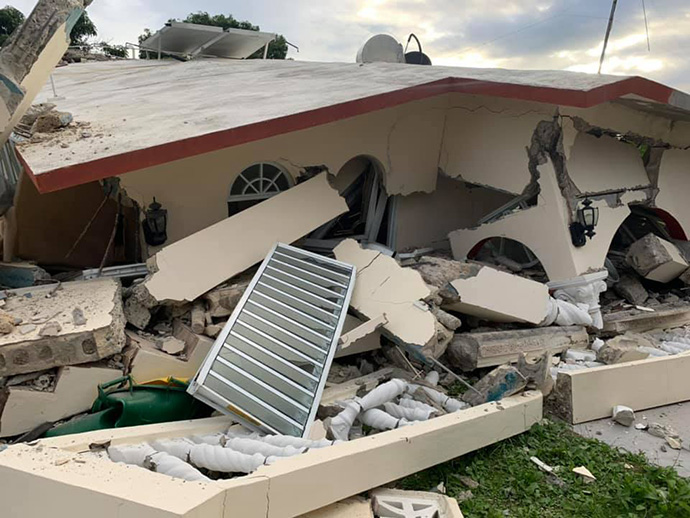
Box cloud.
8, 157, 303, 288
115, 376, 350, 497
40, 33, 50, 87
4, 0, 690, 92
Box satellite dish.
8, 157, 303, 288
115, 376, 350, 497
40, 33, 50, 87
356, 34, 404, 64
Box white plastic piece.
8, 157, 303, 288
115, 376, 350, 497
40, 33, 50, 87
108, 444, 156, 467
360, 408, 409, 431
253, 434, 336, 449
189, 443, 266, 473
146, 451, 210, 482
224, 437, 305, 458
383, 402, 434, 421
398, 398, 438, 414
424, 370, 440, 387
150, 439, 194, 460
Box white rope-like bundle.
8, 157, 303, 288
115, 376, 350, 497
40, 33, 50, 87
108, 444, 156, 467
150, 439, 195, 460
360, 408, 410, 430
328, 379, 407, 440
224, 437, 305, 458
189, 443, 266, 473
383, 402, 434, 421
146, 452, 210, 482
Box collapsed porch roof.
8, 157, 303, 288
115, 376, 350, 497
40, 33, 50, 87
18, 58, 690, 193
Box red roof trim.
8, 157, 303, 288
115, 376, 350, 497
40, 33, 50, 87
25, 75, 675, 194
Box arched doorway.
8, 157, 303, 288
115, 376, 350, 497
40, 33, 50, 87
468, 237, 548, 282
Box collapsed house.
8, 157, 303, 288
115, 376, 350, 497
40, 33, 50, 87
1, 12, 690, 518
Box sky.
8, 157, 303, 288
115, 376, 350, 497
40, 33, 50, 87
9, 0, 690, 92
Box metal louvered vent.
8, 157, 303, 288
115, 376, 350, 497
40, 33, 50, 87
188, 243, 356, 437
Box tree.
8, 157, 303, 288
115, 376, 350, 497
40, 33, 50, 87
138, 11, 288, 60
0, 5, 24, 47
70, 10, 97, 46
102, 43, 128, 58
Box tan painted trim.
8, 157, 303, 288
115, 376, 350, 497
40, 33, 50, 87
554, 354, 690, 424
0, 392, 542, 517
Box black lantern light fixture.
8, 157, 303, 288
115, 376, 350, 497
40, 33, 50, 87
570, 198, 599, 247
143, 197, 168, 246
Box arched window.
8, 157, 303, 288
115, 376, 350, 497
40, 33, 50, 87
228, 163, 293, 216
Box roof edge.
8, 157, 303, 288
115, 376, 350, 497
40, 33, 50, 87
24, 75, 677, 193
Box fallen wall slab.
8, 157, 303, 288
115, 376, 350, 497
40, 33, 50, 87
0, 364, 121, 437
0, 392, 542, 518
144, 173, 349, 303
333, 239, 436, 348
0, 279, 126, 377
443, 265, 550, 325
602, 305, 690, 335
447, 326, 588, 371
549, 354, 690, 424
625, 234, 688, 283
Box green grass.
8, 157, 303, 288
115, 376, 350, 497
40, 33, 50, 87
397, 419, 690, 518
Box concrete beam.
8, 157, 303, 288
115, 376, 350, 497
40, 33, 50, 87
602, 305, 690, 335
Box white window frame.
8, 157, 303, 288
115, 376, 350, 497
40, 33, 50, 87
228, 162, 293, 203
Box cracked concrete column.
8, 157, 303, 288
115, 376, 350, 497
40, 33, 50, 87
0, 0, 92, 143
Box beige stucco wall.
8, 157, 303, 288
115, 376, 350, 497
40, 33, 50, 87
440, 94, 557, 194
120, 94, 449, 245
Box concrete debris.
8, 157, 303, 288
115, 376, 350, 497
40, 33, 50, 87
458, 476, 479, 490
156, 336, 185, 356
530, 456, 554, 474
0, 311, 15, 334
38, 321, 61, 337
33, 110, 73, 133
190, 301, 205, 334
595, 334, 652, 364
625, 234, 689, 283
612, 405, 635, 427
72, 307, 87, 326
122, 283, 158, 331
461, 364, 527, 406
447, 326, 588, 371
667, 436, 682, 450
648, 422, 679, 440
614, 275, 648, 306
203, 278, 250, 318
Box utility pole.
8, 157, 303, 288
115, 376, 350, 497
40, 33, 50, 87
598, 0, 619, 74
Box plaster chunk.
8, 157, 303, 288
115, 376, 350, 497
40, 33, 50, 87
333, 239, 436, 348
625, 234, 688, 283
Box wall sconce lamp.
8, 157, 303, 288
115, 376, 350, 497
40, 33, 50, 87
570, 198, 599, 248
143, 197, 168, 247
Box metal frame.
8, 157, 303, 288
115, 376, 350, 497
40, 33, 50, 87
188, 243, 356, 437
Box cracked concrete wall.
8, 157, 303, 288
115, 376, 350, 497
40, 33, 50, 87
656, 149, 690, 236
119, 94, 448, 247
393, 173, 514, 251
449, 160, 643, 281
439, 94, 558, 195
564, 131, 650, 194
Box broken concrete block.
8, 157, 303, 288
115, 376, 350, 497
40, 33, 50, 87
597, 334, 652, 364
0, 279, 126, 377
371, 488, 464, 518
128, 323, 213, 383
614, 275, 648, 306
408, 256, 477, 292
336, 314, 383, 358
447, 326, 588, 371
603, 304, 690, 335
626, 234, 688, 283
443, 265, 550, 325
33, 110, 73, 133
144, 173, 349, 302
0, 365, 121, 438
612, 405, 635, 427
190, 301, 205, 334
204, 325, 222, 339
334, 239, 437, 349
72, 307, 87, 326
0, 311, 15, 334
461, 364, 527, 406
157, 336, 185, 356
430, 306, 462, 331
203, 279, 250, 318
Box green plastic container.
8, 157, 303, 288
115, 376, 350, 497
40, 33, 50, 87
44, 376, 213, 438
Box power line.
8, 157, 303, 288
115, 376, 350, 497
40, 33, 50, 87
642, 0, 651, 51
598, 0, 619, 74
